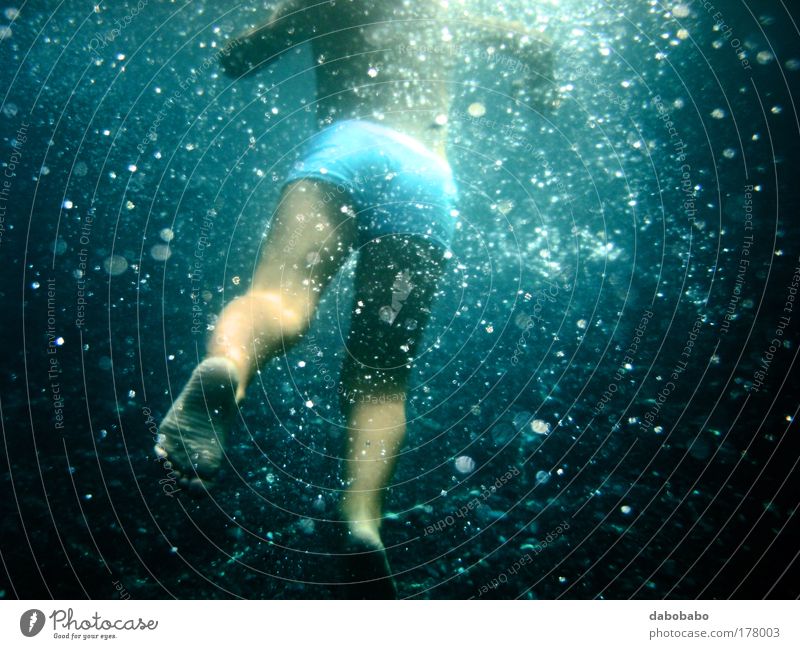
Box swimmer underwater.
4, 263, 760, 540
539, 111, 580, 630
156, 0, 554, 598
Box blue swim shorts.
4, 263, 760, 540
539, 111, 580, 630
284, 119, 458, 250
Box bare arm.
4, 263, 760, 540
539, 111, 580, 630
464, 15, 552, 75
219, 0, 319, 78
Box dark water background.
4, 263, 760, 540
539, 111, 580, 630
1, 0, 798, 599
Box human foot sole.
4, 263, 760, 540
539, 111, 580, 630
155, 357, 240, 489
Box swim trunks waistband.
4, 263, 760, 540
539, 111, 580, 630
284, 119, 458, 249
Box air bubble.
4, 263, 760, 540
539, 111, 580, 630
103, 254, 128, 276
150, 244, 171, 261
672, 4, 690, 18
756, 51, 774, 65
454, 455, 476, 474
531, 419, 550, 435
468, 102, 486, 117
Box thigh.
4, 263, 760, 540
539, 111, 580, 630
340, 234, 447, 407
253, 179, 356, 310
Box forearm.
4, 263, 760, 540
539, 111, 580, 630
218, 0, 306, 77
461, 14, 552, 75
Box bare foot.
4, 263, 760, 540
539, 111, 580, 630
341, 522, 397, 599
155, 357, 240, 491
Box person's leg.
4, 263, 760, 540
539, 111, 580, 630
338, 234, 447, 595
209, 179, 355, 399
157, 179, 355, 486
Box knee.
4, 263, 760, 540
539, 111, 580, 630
243, 290, 309, 340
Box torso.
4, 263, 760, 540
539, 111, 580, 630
309, 1, 457, 159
